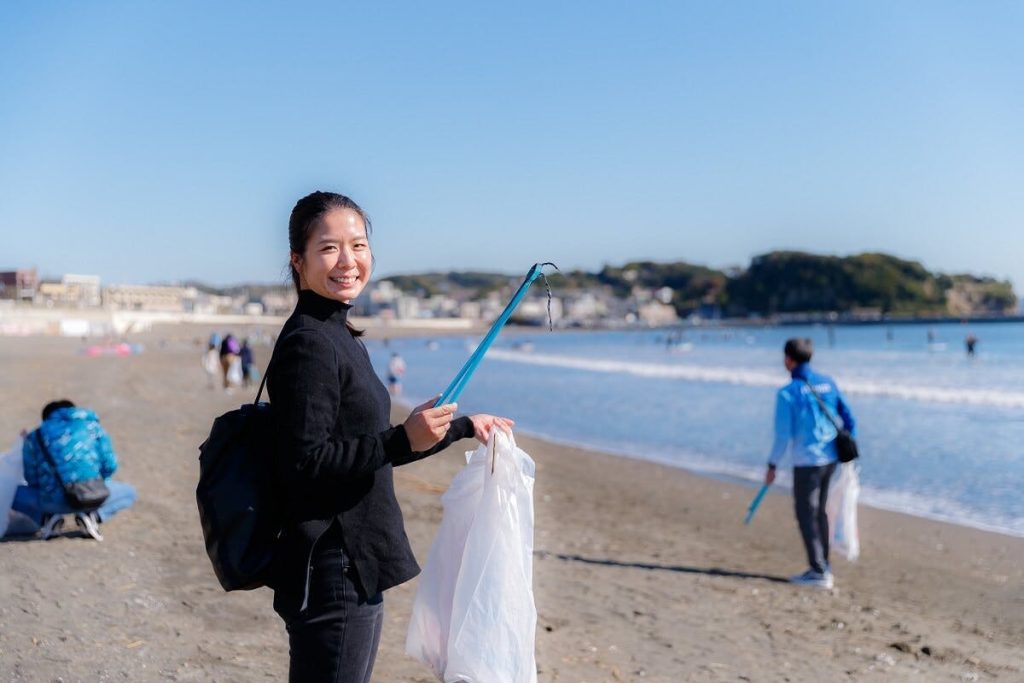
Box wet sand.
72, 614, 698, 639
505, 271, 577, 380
0, 329, 1021, 682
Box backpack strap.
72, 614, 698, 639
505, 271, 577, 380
34, 431, 68, 490
803, 379, 845, 431
254, 367, 270, 406
253, 329, 301, 406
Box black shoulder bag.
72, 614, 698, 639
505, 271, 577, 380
803, 380, 860, 463
34, 432, 111, 509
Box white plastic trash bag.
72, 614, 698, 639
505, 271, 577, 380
226, 357, 243, 386
406, 430, 537, 683
827, 462, 860, 562
0, 438, 25, 538
202, 349, 219, 376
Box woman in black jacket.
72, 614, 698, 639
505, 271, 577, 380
267, 191, 513, 682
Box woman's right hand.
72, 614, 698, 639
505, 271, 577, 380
403, 397, 458, 452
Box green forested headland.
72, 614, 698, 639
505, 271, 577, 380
325, 251, 1018, 319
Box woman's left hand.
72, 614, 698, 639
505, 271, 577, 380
468, 414, 515, 443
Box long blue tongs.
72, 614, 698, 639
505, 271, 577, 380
744, 483, 770, 525
434, 262, 557, 407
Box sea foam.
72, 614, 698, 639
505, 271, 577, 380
487, 349, 1024, 408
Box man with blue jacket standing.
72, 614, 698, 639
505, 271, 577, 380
765, 338, 856, 589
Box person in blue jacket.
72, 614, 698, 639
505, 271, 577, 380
12, 400, 137, 541
764, 338, 856, 589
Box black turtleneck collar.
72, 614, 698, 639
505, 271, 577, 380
296, 289, 352, 323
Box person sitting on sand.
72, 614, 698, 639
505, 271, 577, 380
764, 338, 856, 589
12, 400, 137, 541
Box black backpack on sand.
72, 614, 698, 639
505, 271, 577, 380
196, 373, 281, 591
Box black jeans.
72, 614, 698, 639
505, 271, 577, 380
792, 462, 836, 574
273, 529, 384, 683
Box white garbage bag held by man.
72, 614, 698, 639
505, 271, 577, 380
827, 462, 861, 562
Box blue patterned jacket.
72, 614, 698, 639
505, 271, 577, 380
22, 407, 118, 508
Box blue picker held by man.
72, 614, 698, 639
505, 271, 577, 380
764, 338, 856, 590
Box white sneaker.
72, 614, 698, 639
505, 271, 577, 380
75, 511, 104, 541
39, 514, 65, 540
789, 569, 834, 589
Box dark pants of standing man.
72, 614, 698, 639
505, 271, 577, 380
793, 462, 836, 574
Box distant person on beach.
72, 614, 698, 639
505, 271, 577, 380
265, 190, 514, 680
764, 338, 856, 590
202, 336, 220, 389
219, 333, 241, 390
965, 334, 978, 357
387, 352, 406, 396
239, 338, 255, 388
11, 400, 137, 541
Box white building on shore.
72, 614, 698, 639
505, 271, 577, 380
103, 284, 200, 312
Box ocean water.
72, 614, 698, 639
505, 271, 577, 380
367, 321, 1024, 537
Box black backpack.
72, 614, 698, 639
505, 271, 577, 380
196, 373, 281, 591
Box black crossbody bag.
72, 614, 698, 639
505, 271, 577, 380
34, 432, 111, 509
803, 380, 860, 463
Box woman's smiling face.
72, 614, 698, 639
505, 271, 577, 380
291, 207, 372, 303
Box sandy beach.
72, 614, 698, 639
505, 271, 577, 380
1, 327, 1021, 682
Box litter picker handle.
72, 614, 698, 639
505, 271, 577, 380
744, 483, 770, 525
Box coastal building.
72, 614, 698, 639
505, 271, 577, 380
396, 295, 421, 319
259, 290, 298, 316
459, 300, 482, 320
102, 284, 199, 312
64, 274, 102, 307
0, 268, 39, 301
564, 292, 608, 325
36, 274, 102, 308
515, 297, 564, 326
637, 300, 679, 327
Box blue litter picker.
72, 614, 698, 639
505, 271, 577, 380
744, 483, 770, 525
435, 262, 557, 407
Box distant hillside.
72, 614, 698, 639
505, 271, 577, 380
377, 271, 517, 297
725, 251, 1016, 316
596, 261, 729, 314
180, 251, 1018, 319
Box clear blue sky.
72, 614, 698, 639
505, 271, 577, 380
2, 2, 1022, 292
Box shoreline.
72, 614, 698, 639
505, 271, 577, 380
2, 306, 1022, 343
568, 433, 1021, 539
395, 394, 1024, 542
518, 428, 1024, 540
0, 335, 1021, 681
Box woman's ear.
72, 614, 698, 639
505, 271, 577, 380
290, 252, 305, 287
